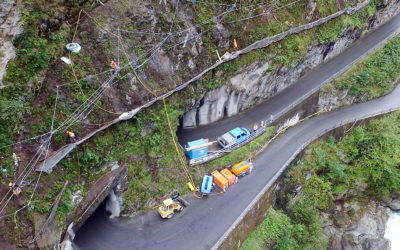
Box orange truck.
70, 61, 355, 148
231, 161, 253, 177
220, 168, 238, 185
211, 170, 229, 192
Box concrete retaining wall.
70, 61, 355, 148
68, 165, 126, 232
213, 108, 394, 249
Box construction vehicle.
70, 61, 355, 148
158, 198, 183, 219
200, 175, 213, 195
231, 161, 253, 177
220, 168, 238, 185
217, 127, 250, 148
211, 170, 229, 192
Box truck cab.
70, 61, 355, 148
218, 127, 250, 148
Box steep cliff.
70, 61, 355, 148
0, 1, 22, 88
243, 112, 400, 249
0, 0, 399, 248
182, 0, 400, 127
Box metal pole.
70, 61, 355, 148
117, 27, 120, 66
249, 141, 252, 163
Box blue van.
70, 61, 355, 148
200, 175, 213, 195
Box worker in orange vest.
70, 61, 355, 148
13, 186, 21, 197
110, 60, 118, 72
9, 183, 22, 197
253, 123, 258, 132
65, 131, 76, 140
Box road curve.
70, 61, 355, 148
74, 13, 400, 250
39, 10, 400, 173
177, 12, 400, 145
75, 85, 400, 250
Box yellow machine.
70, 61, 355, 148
158, 198, 183, 219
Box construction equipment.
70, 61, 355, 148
220, 168, 238, 185
200, 175, 213, 195
186, 139, 211, 160
211, 170, 228, 192
231, 161, 253, 177
158, 198, 183, 219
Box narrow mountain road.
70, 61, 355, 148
177, 12, 400, 144
75, 84, 400, 250
74, 13, 400, 250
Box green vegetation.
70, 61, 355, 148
241, 206, 327, 250
322, 34, 400, 98
0, 0, 396, 246
195, 0, 378, 83
36, 95, 187, 218
242, 111, 400, 249
0, 0, 99, 167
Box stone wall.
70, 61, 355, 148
69, 164, 126, 232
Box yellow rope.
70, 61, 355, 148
163, 97, 196, 186
257, 109, 329, 155
84, 9, 158, 99
84, 9, 198, 188
193, 192, 204, 199
82, 10, 119, 38
102, 13, 197, 187
72, 10, 82, 42
69, 10, 121, 115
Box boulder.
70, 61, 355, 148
212, 23, 230, 49
328, 236, 342, 250
361, 237, 390, 250
385, 197, 400, 211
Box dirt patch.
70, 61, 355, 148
337, 0, 346, 9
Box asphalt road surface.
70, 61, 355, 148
74, 13, 400, 250
177, 12, 400, 145
75, 84, 400, 250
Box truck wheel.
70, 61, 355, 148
167, 214, 173, 219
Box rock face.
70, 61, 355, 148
182, 1, 400, 127
105, 189, 121, 218
212, 23, 230, 49
318, 74, 400, 111
383, 195, 400, 211
0, 1, 22, 88
323, 201, 391, 250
